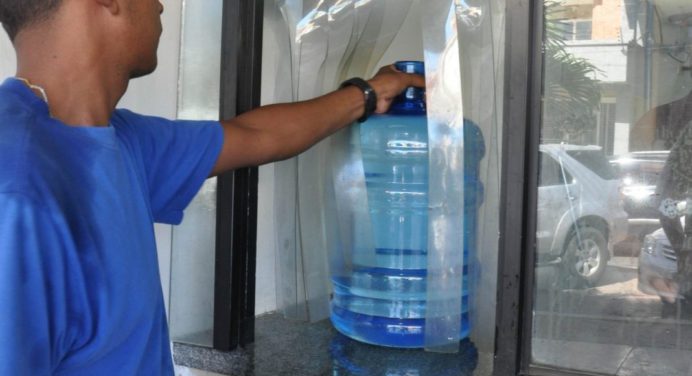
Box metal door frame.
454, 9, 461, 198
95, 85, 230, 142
213, 0, 264, 351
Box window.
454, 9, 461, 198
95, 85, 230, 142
527, 1, 692, 375
539, 152, 573, 186
558, 19, 593, 41
565, 149, 617, 180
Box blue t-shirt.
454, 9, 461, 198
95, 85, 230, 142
0, 78, 223, 375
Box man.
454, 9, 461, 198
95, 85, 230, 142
628, 91, 692, 315
655, 119, 692, 317
629, 90, 692, 151
0, 0, 424, 374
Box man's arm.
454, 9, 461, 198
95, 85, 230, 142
0, 193, 67, 374
210, 65, 425, 176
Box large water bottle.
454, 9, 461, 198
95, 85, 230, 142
330, 61, 485, 348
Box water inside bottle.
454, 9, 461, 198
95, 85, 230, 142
329, 61, 483, 348
330, 113, 479, 347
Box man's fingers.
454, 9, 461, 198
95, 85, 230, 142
380, 64, 399, 74
407, 73, 426, 89
366, 64, 427, 114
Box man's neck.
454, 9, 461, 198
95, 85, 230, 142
13, 28, 128, 127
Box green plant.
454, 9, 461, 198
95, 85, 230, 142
542, 1, 602, 142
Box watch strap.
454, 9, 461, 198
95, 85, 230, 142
340, 77, 377, 123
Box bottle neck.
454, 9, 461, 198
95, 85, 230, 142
390, 61, 426, 115
389, 87, 426, 115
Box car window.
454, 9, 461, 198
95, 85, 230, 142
625, 160, 665, 185
539, 152, 573, 187
611, 155, 667, 186
566, 149, 617, 180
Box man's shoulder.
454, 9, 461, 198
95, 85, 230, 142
110, 108, 222, 153
0, 96, 38, 166
0, 78, 39, 114
0, 100, 57, 202
110, 108, 173, 142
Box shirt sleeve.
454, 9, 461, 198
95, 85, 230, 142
113, 110, 224, 224
0, 193, 74, 375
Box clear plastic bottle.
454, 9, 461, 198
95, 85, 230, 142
330, 61, 485, 347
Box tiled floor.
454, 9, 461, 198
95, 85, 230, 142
173, 255, 692, 375
531, 256, 692, 375
533, 339, 692, 376
174, 313, 484, 375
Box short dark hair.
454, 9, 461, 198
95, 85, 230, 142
0, 0, 63, 40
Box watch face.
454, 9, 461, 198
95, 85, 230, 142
340, 78, 377, 122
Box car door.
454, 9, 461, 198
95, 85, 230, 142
536, 150, 575, 259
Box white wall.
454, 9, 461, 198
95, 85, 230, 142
0, 27, 15, 76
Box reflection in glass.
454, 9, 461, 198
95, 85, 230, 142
533, 0, 692, 374
168, 0, 223, 348
329, 333, 478, 376
263, 0, 504, 370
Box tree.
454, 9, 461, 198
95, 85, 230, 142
542, 1, 602, 143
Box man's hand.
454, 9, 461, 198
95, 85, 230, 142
368, 64, 426, 114
210, 65, 426, 176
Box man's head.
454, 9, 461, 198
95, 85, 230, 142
0, 0, 63, 41
1, 0, 164, 79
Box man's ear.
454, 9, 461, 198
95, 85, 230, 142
93, 0, 120, 15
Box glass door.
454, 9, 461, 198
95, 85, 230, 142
258, 0, 506, 373
168, 0, 223, 348
529, 0, 692, 374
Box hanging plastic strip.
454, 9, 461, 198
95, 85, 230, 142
269, 0, 414, 322
264, 0, 495, 353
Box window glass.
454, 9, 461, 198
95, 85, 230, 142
558, 20, 593, 41
532, 0, 692, 374
539, 152, 573, 186
260, 0, 504, 373
565, 149, 617, 179
574, 20, 593, 40
168, 0, 223, 348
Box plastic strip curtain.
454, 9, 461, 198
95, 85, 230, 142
267, 0, 503, 355
459, 0, 504, 360
269, 0, 414, 321
420, 0, 466, 353
421, 0, 503, 354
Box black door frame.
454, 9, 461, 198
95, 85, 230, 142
494, 0, 539, 373
213, 0, 264, 351
494, 0, 580, 374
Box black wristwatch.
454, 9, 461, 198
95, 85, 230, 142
340, 77, 377, 123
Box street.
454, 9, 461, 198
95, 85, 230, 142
533, 257, 692, 375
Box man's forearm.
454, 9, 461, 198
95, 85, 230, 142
219, 85, 365, 168
209, 66, 425, 176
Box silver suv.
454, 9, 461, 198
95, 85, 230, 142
638, 228, 677, 297
537, 144, 629, 286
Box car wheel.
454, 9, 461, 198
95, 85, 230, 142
563, 226, 608, 287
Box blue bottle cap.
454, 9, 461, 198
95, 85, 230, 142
389, 61, 426, 115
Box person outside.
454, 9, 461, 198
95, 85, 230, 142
655, 118, 692, 316
629, 90, 692, 152
628, 90, 692, 313
0, 0, 425, 374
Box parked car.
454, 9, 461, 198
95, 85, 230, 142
638, 228, 678, 296
610, 151, 669, 241
536, 144, 629, 286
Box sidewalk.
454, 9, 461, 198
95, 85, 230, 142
533, 339, 692, 375
533, 257, 692, 375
